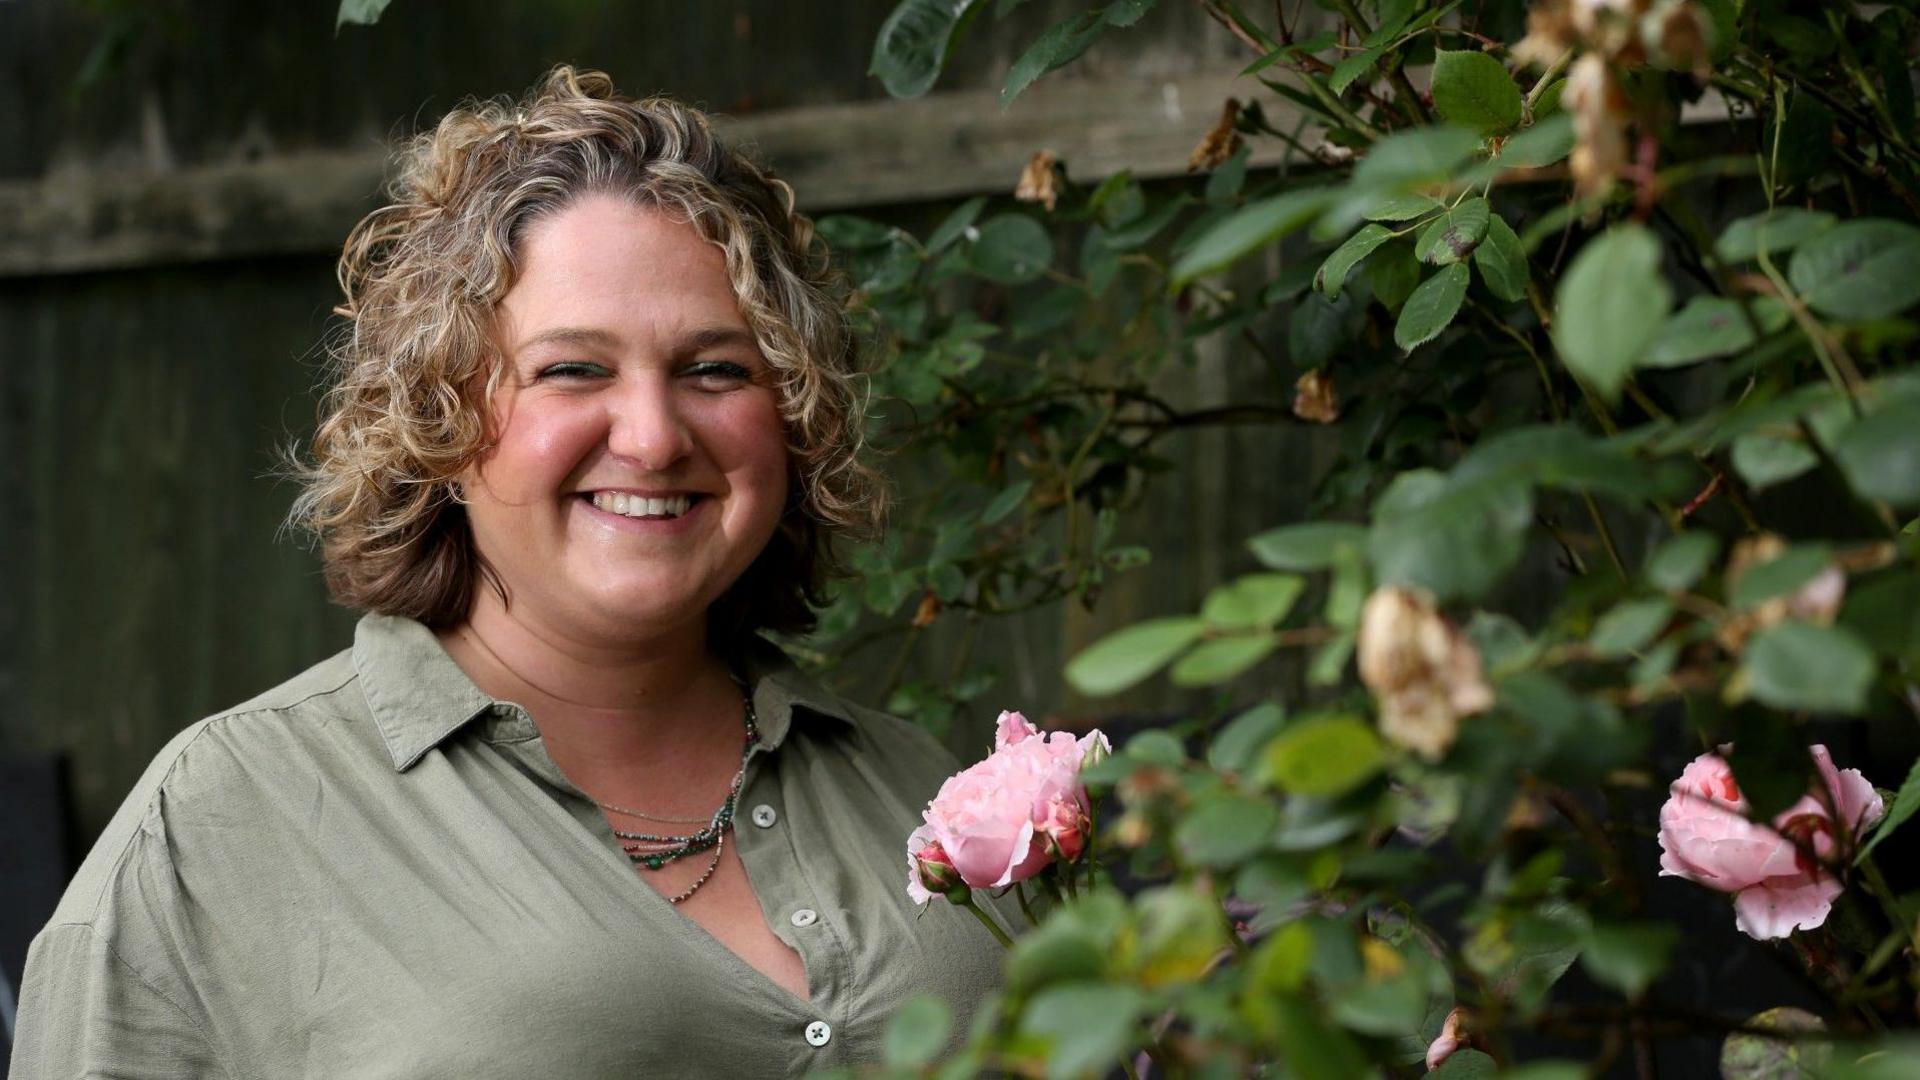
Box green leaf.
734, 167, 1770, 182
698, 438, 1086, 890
1415, 197, 1491, 265
926, 195, 988, 253
1022, 983, 1145, 1079
1395, 263, 1471, 351
1270, 996, 1373, 1079
1006, 922, 1108, 995
1745, 622, 1877, 715
1315, 224, 1395, 299
1176, 792, 1283, 867
884, 995, 953, 1068
1209, 703, 1287, 773
1833, 395, 1920, 506
1171, 634, 1280, 685
870, 0, 984, 98
1260, 715, 1385, 796
1369, 467, 1531, 601
1730, 544, 1832, 610
1002, 11, 1105, 105
1719, 1007, 1832, 1080
1330, 45, 1385, 95
1065, 617, 1205, 696
1170, 188, 1332, 286
1858, 755, 1920, 863
1366, 243, 1423, 310
336, 0, 392, 28
1644, 296, 1773, 368
1248, 521, 1368, 570
1644, 532, 1720, 591
1499, 113, 1574, 168
1790, 219, 1920, 321
1715, 207, 1837, 262
1589, 598, 1673, 657
1553, 224, 1671, 401
968, 214, 1053, 284
1351, 126, 1484, 191
1430, 49, 1523, 134
980, 478, 1033, 524
1203, 573, 1306, 629
1581, 922, 1677, 998
1472, 213, 1529, 302
1102, 0, 1156, 28
1361, 192, 1442, 222
1731, 431, 1818, 490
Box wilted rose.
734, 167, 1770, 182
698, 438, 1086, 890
1358, 586, 1495, 761
1014, 150, 1061, 212
1657, 745, 1884, 940
1187, 97, 1243, 173
1292, 368, 1340, 424
905, 711, 1111, 903
1564, 53, 1630, 198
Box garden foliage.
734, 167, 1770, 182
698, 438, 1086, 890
832, 0, 1920, 1076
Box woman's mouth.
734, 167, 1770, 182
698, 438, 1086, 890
587, 491, 700, 520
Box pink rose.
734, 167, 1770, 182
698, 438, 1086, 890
1657, 745, 1884, 940
905, 711, 1111, 903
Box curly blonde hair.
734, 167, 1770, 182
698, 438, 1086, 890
286, 65, 885, 642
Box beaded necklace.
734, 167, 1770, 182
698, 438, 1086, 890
595, 676, 759, 905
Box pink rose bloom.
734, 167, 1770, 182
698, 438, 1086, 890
1658, 745, 1884, 940
905, 711, 1111, 903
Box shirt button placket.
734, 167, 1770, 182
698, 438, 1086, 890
804, 1019, 832, 1047
751, 803, 778, 828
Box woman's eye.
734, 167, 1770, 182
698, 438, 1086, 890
535, 362, 609, 380
687, 361, 753, 389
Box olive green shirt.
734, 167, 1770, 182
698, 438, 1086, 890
10, 614, 1009, 1079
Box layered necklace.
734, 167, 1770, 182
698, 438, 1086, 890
593, 674, 759, 905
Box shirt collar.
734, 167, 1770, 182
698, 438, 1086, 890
351, 612, 853, 772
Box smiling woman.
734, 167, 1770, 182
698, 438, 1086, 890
9, 66, 1013, 1079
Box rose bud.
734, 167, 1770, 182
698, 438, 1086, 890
1039, 795, 1090, 862
906, 827, 968, 905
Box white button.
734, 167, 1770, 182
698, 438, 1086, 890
751, 804, 778, 828
790, 908, 818, 927
804, 1020, 832, 1047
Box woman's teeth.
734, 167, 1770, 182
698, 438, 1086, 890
590, 492, 693, 519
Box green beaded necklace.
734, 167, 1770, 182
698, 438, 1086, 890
596, 676, 759, 904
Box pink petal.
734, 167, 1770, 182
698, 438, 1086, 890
906, 823, 936, 906
1810, 744, 1885, 840
995, 710, 1038, 750
1734, 874, 1842, 940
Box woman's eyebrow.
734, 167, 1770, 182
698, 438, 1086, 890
678, 326, 758, 353
516, 326, 622, 352
513, 325, 756, 354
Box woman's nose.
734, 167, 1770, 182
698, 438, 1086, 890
605, 376, 695, 471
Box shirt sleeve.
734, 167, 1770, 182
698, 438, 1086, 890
8, 922, 227, 1080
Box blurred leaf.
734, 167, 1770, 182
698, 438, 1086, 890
1204, 573, 1306, 629
870, 0, 985, 98
1500, 113, 1574, 167
1250, 922, 1315, 993
1021, 982, 1144, 1078
1645, 532, 1721, 591
1833, 395, 1920, 506
1395, 263, 1471, 351
1644, 296, 1777, 368
1007, 921, 1109, 995
1553, 224, 1671, 401
1589, 598, 1673, 657
1369, 468, 1531, 601
1209, 702, 1287, 773
1790, 220, 1920, 321
1720, 1007, 1832, 1080
1261, 715, 1385, 796
1273, 996, 1373, 1080
1351, 126, 1485, 191
1171, 634, 1280, 685
1730, 544, 1832, 609
1066, 617, 1204, 696
884, 995, 954, 1068
1177, 792, 1282, 867
981, 478, 1034, 524
1731, 431, 1818, 490
1133, 886, 1230, 986
1430, 1050, 1497, 1078
927, 195, 988, 253
1362, 192, 1442, 222
1250, 521, 1368, 570
1171, 188, 1333, 286
1331, 45, 1386, 95
1472, 214, 1529, 302
1430, 49, 1523, 133
336, 0, 393, 28
1415, 198, 1491, 265
1715, 207, 1837, 262
969, 214, 1053, 284
1745, 622, 1876, 715
1581, 922, 1676, 998
1316, 224, 1395, 299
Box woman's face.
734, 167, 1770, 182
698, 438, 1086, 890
459, 194, 790, 644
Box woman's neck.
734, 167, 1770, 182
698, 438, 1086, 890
435, 592, 746, 790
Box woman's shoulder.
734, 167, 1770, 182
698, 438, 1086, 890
47, 647, 372, 929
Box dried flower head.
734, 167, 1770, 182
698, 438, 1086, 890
1292, 368, 1340, 424
1015, 150, 1061, 212
1358, 586, 1494, 761
1187, 98, 1244, 173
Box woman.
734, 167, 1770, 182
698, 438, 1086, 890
11, 66, 1008, 1078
